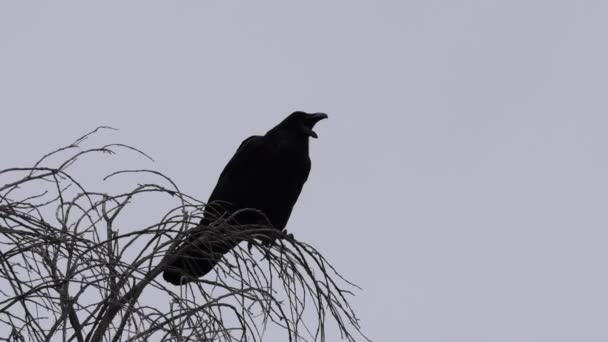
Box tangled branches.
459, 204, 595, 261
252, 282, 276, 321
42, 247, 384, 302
0, 128, 367, 342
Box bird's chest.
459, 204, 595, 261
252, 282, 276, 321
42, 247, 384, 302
264, 152, 310, 194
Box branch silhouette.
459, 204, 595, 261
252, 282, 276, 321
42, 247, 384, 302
0, 128, 367, 342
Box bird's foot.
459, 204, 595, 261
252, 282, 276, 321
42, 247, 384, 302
280, 230, 294, 241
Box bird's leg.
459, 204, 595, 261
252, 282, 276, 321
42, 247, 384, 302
259, 228, 294, 261
281, 229, 294, 240
248, 234, 274, 260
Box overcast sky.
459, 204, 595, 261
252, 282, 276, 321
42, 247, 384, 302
2, 1, 608, 341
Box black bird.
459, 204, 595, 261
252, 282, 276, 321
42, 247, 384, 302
163, 111, 328, 285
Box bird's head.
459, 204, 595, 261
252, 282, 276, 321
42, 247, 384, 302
275, 111, 329, 139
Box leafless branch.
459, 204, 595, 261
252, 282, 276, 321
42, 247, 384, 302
0, 128, 368, 342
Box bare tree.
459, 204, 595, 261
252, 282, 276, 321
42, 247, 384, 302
0, 128, 367, 342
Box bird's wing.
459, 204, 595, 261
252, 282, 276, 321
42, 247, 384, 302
216, 135, 266, 181
202, 135, 271, 220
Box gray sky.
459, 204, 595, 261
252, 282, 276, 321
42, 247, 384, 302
2, 1, 608, 341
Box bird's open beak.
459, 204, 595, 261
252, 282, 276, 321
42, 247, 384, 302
305, 113, 329, 138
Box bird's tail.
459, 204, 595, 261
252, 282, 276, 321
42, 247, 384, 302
162, 227, 242, 285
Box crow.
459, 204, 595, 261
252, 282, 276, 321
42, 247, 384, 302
163, 111, 328, 285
